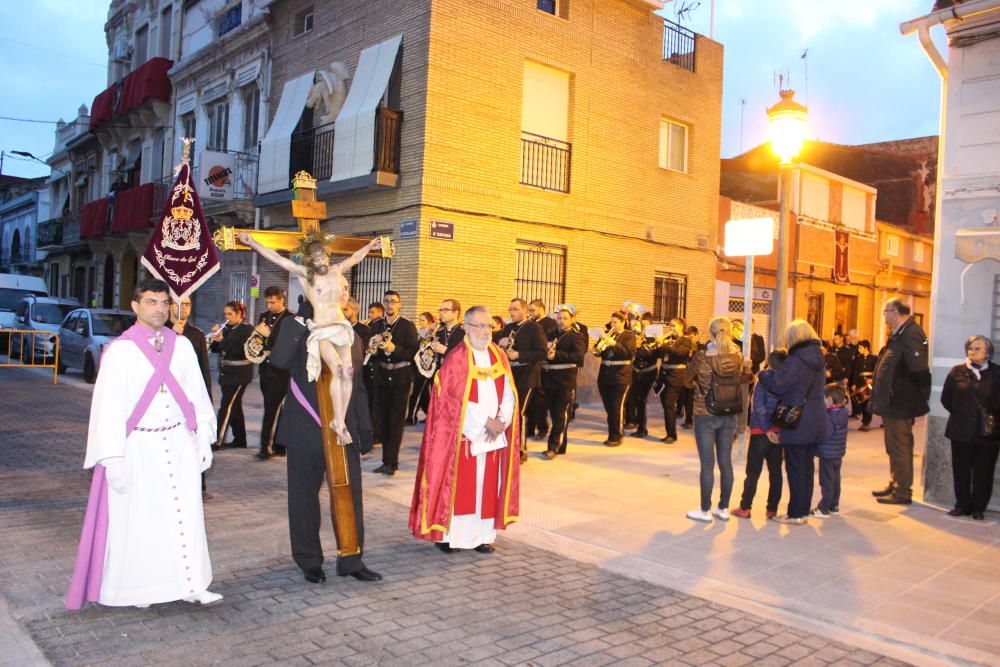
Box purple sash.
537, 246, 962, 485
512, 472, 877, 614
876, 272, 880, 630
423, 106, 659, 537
66, 324, 195, 610
289, 377, 322, 427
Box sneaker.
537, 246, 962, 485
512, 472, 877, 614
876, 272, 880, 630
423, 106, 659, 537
686, 509, 713, 522
765, 511, 778, 520
713, 507, 730, 521
829, 507, 839, 515
774, 515, 808, 526
731, 508, 751, 519
810, 507, 830, 519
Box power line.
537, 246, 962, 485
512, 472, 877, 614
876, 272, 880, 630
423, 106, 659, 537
0, 115, 169, 131
0, 37, 107, 69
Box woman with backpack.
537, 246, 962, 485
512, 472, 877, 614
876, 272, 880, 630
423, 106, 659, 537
683, 317, 752, 522
756, 319, 829, 525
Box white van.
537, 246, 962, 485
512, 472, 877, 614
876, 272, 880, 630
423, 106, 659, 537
0, 273, 49, 346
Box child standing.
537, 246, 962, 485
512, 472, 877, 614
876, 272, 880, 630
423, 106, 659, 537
813, 383, 849, 518
732, 349, 787, 520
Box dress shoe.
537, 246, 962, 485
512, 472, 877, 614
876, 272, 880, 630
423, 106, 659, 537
474, 544, 495, 554
534, 432, 548, 441
858, 424, 871, 432
541, 450, 557, 460
774, 515, 808, 526
303, 567, 327, 583
256, 450, 271, 460
183, 590, 223, 606
876, 495, 912, 505
630, 429, 648, 438
604, 439, 622, 447
948, 507, 971, 517
624, 423, 637, 431
273, 447, 287, 457
681, 422, 693, 430
345, 566, 382, 582
230, 441, 247, 449
382, 466, 396, 476
661, 436, 676, 444
373, 464, 391, 474
520, 452, 529, 463
435, 542, 457, 553
972, 511, 985, 521
871, 485, 894, 497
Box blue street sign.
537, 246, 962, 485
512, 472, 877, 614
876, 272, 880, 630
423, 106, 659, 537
399, 219, 418, 239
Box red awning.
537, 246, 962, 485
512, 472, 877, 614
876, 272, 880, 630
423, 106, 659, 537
110, 183, 156, 234
79, 199, 110, 239
117, 58, 173, 117
89, 85, 118, 131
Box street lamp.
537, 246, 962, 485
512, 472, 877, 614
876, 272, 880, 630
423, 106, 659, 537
766, 89, 807, 348
11, 150, 71, 178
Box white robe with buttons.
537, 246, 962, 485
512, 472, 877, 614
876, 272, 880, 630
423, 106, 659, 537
83, 334, 216, 606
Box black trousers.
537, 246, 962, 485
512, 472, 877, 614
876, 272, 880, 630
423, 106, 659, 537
739, 433, 783, 513
376, 376, 412, 469
364, 365, 381, 442
545, 386, 573, 454
951, 440, 1000, 513
599, 383, 629, 441
286, 444, 364, 576
407, 375, 432, 423
259, 374, 289, 453
784, 443, 817, 519
517, 387, 534, 455
217, 383, 248, 447
628, 370, 656, 431
681, 387, 694, 425
818, 456, 843, 512
526, 387, 549, 437
660, 383, 683, 439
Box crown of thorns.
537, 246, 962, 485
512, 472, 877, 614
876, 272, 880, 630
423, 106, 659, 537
292, 229, 336, 258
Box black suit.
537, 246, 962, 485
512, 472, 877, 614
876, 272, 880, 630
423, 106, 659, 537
502, 319, 547, 455
258, 309, 292, 455
369, 315, 419, 470
628, 335, 660, 434
527, 316, 557, 437
541, 328, 586, 454
211, 321, 254, 447
270, 317, 374, 576
597, 330, 637, 442
657, 335, 694, 440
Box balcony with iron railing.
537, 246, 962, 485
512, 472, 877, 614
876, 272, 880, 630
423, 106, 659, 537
520, 132, 572, 193
286, 107, 402, 188
152, 149, 259, 213
37, 213, 84, 250
662, 18, 696, 72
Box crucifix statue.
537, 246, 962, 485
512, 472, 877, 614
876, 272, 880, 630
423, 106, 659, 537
212, 170, 392, 558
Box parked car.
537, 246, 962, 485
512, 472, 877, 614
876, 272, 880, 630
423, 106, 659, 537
9, 295, 81, 364
0, 273, 48, 349
58, 308, 136, 382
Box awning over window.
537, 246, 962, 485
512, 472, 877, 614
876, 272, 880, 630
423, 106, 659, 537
117, 57, 173, 117
89, 85, 118, 131
330, 34, 402, 183
110, 183, 156, 234
257, 71, 316, 194
80, 199, 110, 239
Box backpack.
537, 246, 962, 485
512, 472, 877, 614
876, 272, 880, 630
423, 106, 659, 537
705, 365, 743, 416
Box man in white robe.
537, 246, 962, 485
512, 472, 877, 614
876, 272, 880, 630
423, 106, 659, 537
66, 279, 220, 609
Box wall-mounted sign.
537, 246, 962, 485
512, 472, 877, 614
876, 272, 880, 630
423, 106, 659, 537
399, 219, 418, 239
198, 150, 235, 201
430, 220, 454, 240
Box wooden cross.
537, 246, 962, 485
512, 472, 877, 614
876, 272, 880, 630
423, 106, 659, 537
213, 170, 383, 557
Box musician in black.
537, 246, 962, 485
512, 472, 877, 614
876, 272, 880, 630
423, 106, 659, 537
369, 291, 418, 476
527, 299, 557, 439
597, 311, 637, 447
568, 311, 589, 422
255, 287, 293, 459
168, 295, 213, 498
628, 313, 659, 438
500, 298, 547, 462
852, 339, 877, 431
655, 317, 693, 444
541, 306, 587, 458
407, 311, 437, 424
432, 299, 466, 358
362, 301, 383, 442
345, 297, 370, 346
209, 301, 254, 449
679, 325, 701, 428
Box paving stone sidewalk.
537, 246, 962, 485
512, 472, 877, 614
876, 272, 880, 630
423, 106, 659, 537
0, 369, 907, 666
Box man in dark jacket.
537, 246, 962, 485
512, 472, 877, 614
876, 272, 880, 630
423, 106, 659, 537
500, 298, 547, 461
597, 311, 637, 447
256, 287, 292, 459
269, 313, 381, 583
656, 317, 693, 444
869, 299, 930, 505
540, 307, 588, 457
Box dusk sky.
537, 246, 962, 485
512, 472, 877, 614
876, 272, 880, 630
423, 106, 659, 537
0, 1, 946, 180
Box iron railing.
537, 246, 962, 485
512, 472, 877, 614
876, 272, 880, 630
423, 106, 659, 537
288, 107, 402, 184
514, 241, 566, 309
350, 255, 392, 310
38, 218, 63, 247
653, 272, 688, 322
662, 18, 696, 72
152, 149, 258, 212
520, 132, 571, 193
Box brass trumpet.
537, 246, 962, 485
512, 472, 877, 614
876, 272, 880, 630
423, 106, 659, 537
364, 331, 393, 365
592, 331, 617, 356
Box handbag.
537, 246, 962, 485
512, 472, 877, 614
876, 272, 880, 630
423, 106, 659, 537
771, 370, 819, 430
970, 381, 997, 438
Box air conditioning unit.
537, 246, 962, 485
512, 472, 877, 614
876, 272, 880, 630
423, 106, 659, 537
111, 41, 133, 62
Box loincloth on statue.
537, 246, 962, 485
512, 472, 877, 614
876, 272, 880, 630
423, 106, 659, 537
306, 319, 356, 382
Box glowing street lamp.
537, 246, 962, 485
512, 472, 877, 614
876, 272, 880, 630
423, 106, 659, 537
766, 89, 808, 347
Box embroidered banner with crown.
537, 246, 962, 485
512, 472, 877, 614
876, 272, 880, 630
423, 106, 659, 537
141, 157, 220, 299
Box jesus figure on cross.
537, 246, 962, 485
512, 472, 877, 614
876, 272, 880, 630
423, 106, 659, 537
239, 230, 381, 443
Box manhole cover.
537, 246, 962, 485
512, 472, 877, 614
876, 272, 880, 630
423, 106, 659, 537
844, 509, 898, 522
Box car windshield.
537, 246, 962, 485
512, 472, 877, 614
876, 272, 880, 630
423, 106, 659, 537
0, 289, 46, 311
92, 313, 135, 336
32, 304, 75, 325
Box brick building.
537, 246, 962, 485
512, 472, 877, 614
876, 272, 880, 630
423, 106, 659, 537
246, 0, 724, 334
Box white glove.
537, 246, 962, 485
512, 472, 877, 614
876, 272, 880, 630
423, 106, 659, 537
103, 458, 128, 495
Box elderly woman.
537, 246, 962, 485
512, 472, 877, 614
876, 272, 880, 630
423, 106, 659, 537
756, 319, 828, 525
941, 335, 1000, 521
683, 317, 751, 522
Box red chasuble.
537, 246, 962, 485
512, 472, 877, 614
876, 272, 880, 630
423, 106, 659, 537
408, 340, 521, 542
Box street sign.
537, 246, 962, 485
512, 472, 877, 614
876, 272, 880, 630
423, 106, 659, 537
399, 219, 418, 239
430, 220, 454, 240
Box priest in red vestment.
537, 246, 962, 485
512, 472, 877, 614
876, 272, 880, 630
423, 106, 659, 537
409, 305, 520, 553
